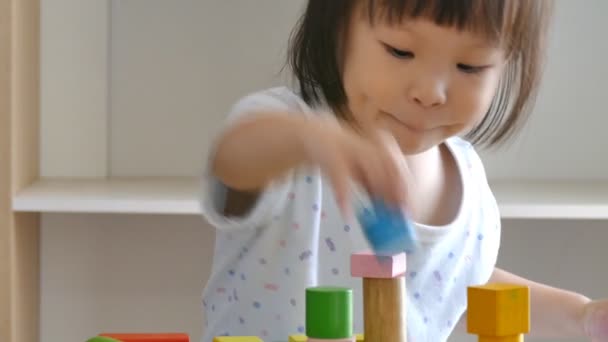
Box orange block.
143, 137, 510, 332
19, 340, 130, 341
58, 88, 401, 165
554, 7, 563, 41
100, 333, 189, 342
477, 338, 523, 342
467, 283, 530, 337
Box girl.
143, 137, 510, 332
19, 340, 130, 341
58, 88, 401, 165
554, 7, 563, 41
199, 1, 608, 341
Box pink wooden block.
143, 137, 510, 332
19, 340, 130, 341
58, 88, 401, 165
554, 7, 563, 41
350, 250, 406, 278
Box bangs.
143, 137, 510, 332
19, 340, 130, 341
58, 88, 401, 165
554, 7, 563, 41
365, 0, 522, 54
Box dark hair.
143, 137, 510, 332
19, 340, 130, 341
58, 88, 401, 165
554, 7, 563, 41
287, 0, 555, 147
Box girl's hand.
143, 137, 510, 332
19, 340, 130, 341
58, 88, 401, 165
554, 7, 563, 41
583, 299, 608, 341
298, 114, 412, 219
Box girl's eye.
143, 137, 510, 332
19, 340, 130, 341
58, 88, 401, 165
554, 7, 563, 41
384, 44, 414, 59
457, 63, 487, 74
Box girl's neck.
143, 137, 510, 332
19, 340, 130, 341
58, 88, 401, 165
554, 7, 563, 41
404, 143, 443, 180
404, 142, 462, 226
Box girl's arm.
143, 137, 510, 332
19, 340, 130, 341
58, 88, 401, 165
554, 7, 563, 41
213, 112, 312, 191
489, 267, 590, 338
455, 267, 591, 338
213, 111, 411, 215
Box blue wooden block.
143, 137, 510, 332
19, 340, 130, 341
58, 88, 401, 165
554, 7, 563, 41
357, 198, 417, 254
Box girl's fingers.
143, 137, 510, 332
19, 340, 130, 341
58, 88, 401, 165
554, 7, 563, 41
345, 103, 397, 203
377, 131, 411, 208
318, 107, 412, 218
362, 129, 410, 209
356, 145, 399, 206
323, 152, 354, 221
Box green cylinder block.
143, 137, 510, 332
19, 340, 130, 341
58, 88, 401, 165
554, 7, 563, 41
305, 286, 353, 339
85, 337, 122, 342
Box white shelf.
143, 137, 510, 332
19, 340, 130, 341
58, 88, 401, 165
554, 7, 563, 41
12, 177, 201, 215
12, 178, 608, 219
490, 180, 608, 219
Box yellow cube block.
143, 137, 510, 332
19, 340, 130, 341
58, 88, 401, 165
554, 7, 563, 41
467, 283, 530, 336
213, 337, 263, 342
355, 333, 364, 341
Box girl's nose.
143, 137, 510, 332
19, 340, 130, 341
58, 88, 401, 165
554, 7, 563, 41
407, 77, 447, 108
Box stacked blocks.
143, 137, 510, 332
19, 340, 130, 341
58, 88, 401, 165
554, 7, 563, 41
467, 283, 530, 341
357, 198, 417, 255
350, 251, 407, 342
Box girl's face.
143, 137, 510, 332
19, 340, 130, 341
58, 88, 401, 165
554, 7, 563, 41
341, 11, 506, 154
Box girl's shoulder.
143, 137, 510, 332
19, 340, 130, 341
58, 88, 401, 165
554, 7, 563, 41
445, 135, 474, 152
445, 136, 500, 222
229, 86, 312, 116
445, 136, 488, 179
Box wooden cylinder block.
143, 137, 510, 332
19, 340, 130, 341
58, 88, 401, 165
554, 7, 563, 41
363, 277, 407, 342
478, 336, 523, 342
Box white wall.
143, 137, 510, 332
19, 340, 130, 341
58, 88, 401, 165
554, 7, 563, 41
40, 214, 214, 341
479, 0, 608, 181
40, 0, 109, 177
39, 1, 608, 342
109, 0, 303, 177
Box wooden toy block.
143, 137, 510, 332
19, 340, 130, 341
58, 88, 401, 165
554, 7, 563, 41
307, 338, 355, 342
86, 337, 121, 342
351, 251, 407, 342
350, 250, 406, 278
357, 198, 417, 254
474, 338, 522, 342
289, 333, 363, 341
467, 283, 530, 341
100, 333, 189, 342
306, 287, 354, 340
212, 337, 263, 342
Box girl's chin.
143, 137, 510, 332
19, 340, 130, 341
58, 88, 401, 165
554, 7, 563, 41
396, 138, 437, 155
